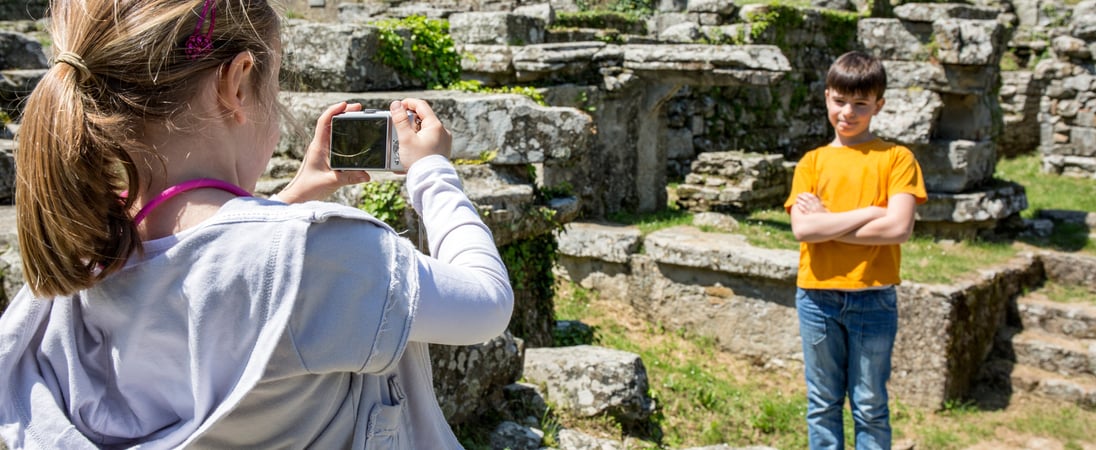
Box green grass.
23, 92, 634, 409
607, 208, 693, 235
996, 153, 1096, 253
1038, 280, 1096, 305
901, 237, 1019, 284
552, 281, 1096, 449
996, 154, 1096, 219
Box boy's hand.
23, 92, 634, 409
795, 193, 829, 214
275, 102, 371, 203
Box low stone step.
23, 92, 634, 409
1010, 363, 1096, 410
1012, 329, 1095, 378
1018, 293, 1096, 339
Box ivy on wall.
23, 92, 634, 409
500, 232, 559, 348
372, 15, 462, 89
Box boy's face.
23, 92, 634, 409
825, 89, 885, 144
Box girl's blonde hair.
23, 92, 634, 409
17, 0, 279, 297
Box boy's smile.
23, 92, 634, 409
825, 89, 885, 146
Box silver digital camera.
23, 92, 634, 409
329, 110, 415, 171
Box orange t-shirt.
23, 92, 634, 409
783, 139, 928, 290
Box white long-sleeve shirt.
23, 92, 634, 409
0, 155, 513, 449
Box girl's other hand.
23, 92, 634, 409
390, 99, 451, 173
275, 101, 370, 203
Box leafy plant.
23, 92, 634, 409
373, 15, 461, 89
446, 79, 547, 106
357, 180, 407, 229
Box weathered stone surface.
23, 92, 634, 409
676, 151, 791, 212
873, 87, 944, 145
891, 256, 1045, 409
280, 21, 409, 92
512, 42, 608, 84
884, 61, 997, 95
556, 428, 624, 449
1013, 329, 1095, 377
449, 12, 546, 46
1037, 251, 1096, 290
523, 345, 655, 424
431, 332, 525, 425
933, 19, 1004, 66
557, 222, 642, 264
859, 18, 931, 61
999, 70, 1044, 157
1071, 0, 1096, 40
278, 91, 592, 165
916, 181, 1028, 223
692, 211, 740, 232
0, 205, 19, 306
0, 69, 45, 117
688, 0, 737, 15
490, 421, 543, 450
893, 3, 999, 22
1018, 292, 1096, 339
458, 44, 515, 85
644, 226, 798, 282
0, 31, 47, 70
660, 22, 702, 42
910, 139, 997, 193
1053, 35, 1092, 59
623, 44, 790, 86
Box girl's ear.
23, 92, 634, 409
217, 51, 256, 124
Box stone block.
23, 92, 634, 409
0, 69, 45, 116
431, 333, 525, 425
859, 18, 931, 61
1071, 0, 1096, 40
278, 90, 591, 165
622, 44, 790, 87
458, 44, 515, 86
936, 92, 1000, 142
676, 151, 790, 212
280, 21, 408, 92
916, 180, 1028, 223
512, 42, 606, 84
873, 87, 943, 145
557, 222, 642, 264
911, 139, 997, 193
644, 226, 798, 282
933, 19, 1004, 66
449, 12, 546, 46
0, 31, 47, 70
883, 61, 997, 95
523, 345, 655, 424
891, 256, 1044, 409
893, 3, 999, 22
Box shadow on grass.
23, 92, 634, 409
1017, 220, 1092, 253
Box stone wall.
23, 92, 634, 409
1035, 0, 1096, 178
556, 221, 1050, 409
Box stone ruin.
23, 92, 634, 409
2, 0, 1096, 447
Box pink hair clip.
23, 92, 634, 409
185, 0, 216, 60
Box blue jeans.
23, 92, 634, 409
796, 287, 898, 450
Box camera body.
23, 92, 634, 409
329, 110, 415, 171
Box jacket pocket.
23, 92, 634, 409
363, 376, 407, 450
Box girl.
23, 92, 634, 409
0, 0, 513, 448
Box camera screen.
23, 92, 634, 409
330, 116, 388, 170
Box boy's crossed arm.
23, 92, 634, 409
790, 193, 917, 245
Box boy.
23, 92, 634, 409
784, 51, 927, 450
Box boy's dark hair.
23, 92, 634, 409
826, 51, 887, 99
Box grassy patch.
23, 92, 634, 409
734, 208, 798, 250
553, 283, 1096, 448
1038, 280, 1096, 305
901, 237, 1019, 284
996, 154, 1096, 219
607, 208, 693, 235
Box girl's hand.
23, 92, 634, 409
275, 102, 370, 203
390, 98, 451, 172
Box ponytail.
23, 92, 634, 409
16, 58, 141, 297
16, 0, 279, 297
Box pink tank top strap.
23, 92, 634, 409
132, 178, 251, 226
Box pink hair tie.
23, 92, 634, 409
185, 0, 216, 60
